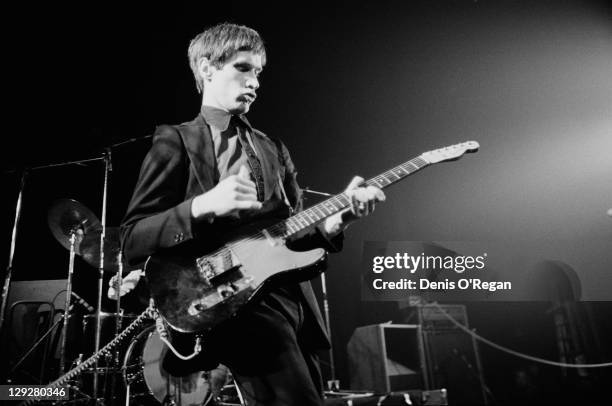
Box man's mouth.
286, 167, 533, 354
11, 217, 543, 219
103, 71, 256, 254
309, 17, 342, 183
239, 93, 256, 103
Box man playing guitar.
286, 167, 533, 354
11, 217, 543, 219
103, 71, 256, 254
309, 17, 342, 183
120, 22, 384, 406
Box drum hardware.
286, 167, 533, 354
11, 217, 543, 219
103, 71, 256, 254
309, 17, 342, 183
44, 197, 219, 404
110, 251, 124, 406
47, 197, 122, 272
79, 312, 140, 404
3, 136, 153, 400
214, 373, 245, 406
18, 307, 153, 406
46, 191, 122, 402
10, 289, 239, 406
48, 199, 98, 375
78, 227, 122, 272
123, 324, 213, 406
122, 318, 241, 406
47, 198, 100, 255
1, 155, 108, 339
63, 358, 93, 405
3, 136, 216, 405
62, 228, 78, 375
67, 383, 93, 403
81, 313, 138, 360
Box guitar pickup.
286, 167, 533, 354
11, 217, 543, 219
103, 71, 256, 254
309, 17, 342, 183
187, 273, 255, 316
217, 283, 237, 298
209, 265, 245, 287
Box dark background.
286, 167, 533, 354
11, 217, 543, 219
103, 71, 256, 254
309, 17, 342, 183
3, 1, 612, 404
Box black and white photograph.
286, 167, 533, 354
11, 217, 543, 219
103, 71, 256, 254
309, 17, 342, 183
2, 1, 611, 405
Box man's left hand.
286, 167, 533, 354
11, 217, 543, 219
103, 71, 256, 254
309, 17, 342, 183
321, 176, 385, 236
345, 176, 386, 219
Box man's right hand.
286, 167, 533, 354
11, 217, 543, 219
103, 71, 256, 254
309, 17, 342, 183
191, 165, 262, 220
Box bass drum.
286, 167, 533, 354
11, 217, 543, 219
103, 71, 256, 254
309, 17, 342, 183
123, 325, 212, 406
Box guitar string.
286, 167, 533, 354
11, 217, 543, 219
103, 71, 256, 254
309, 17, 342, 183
195, 157, 429, 266
199, 146, 460, 260
266, 158, 427, 239
226, 157, 428, 251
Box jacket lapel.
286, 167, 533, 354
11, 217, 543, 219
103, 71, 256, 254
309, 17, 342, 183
176, 115, 217, 192
177, 114, 280, 200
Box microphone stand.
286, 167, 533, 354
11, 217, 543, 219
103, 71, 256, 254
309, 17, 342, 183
320, 271, 338, 390
0, 170, 27, 338
59, 230, 81, 374
101, 135, 154, 404
87, 134, 152, 402
302, 187, 339, 389
109, 251, 123, 404
92, 148, 112, 404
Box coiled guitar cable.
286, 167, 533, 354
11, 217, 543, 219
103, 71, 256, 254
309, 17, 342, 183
153, 306, 203, 361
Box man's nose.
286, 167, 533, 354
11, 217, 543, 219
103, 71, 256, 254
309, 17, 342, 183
245, 74, 259, 90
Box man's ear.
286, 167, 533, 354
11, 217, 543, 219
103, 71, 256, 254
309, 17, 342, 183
197, 57, 215, 82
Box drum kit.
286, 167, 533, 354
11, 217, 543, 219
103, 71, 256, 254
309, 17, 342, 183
0, 142, 243, 406
44, 198, 238, 405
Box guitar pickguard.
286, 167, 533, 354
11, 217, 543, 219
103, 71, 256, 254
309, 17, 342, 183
146, 233, 326, 333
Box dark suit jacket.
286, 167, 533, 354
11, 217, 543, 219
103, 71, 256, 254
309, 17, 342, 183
121, 113, 341, 348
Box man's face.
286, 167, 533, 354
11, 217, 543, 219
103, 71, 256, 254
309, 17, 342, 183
204, 51, 262, 114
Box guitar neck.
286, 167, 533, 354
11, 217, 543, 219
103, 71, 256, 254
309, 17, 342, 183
265, 155, 430, 239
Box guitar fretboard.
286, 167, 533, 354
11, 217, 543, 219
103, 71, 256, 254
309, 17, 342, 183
266, 156, 429, 239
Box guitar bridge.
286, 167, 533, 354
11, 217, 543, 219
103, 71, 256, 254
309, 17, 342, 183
196, 258, 217, 281
196, 248, 236, 282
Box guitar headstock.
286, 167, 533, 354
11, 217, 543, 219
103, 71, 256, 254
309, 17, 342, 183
421, 141, 480, 164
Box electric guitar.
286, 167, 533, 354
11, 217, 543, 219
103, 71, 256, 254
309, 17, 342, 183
145, 141, 480, 333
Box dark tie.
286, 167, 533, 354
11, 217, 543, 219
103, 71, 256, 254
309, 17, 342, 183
232, 116, 265, 202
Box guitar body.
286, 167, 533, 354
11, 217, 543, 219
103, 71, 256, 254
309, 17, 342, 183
145, 226, 327, 333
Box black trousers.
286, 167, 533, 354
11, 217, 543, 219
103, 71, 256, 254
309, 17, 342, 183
163, 285, 326, 406
216, 286, 325, 406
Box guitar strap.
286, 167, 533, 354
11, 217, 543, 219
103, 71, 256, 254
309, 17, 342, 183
277, 172, 294, 215
271, 137, 295, 215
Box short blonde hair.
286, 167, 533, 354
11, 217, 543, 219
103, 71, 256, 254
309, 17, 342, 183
188, 23, 267, 94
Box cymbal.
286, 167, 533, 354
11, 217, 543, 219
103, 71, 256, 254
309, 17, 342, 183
79, 227, 122, 272
48, 199, 101, 253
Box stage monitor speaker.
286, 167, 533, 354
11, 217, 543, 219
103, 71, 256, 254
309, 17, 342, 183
348, 318, 489, 405
401, 305, 488, 405
348, 324, 428, 393
421, 328, 487, 405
